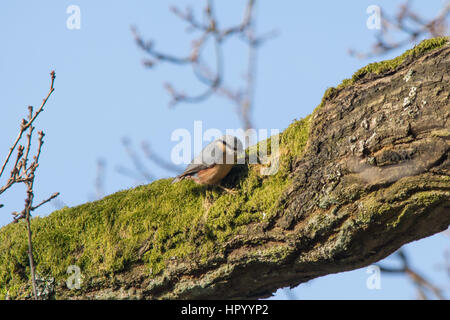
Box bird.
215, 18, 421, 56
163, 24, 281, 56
172, 135, 243, 192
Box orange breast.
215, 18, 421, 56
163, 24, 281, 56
195, 164, 233, 185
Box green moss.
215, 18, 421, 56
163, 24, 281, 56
359, 195, 395, 224
281, 115, 311, 159
353, 37, 447, 79
360, 189, 447, 229
388, 191, 447, 228
316, 37, 448, 110
0, 116, 312, 299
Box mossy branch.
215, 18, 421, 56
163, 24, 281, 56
1, 38, 449, 300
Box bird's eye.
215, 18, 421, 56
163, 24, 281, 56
222, 140, 227, 146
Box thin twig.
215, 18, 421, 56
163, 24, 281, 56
349, 1, 449, 59
120, 137, 154, 182
132, 0, 272, 130
141, 141, 183, 174
379, 249, 445, 300
31, 192, 60, 212
0, 71, 55, 179
0, 71, 59, 300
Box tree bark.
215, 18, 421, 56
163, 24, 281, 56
91, 40, 449, 300
1, 39, 449, 300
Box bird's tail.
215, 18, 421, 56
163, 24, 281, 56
171, 175, 184, 184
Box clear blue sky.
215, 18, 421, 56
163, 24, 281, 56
0, 0, 448, 299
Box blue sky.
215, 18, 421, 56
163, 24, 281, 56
0, 1, 448, 299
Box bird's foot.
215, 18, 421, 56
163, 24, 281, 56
216, 185, 238, 195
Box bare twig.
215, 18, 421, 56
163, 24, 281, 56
349, 1, 449, 59
115, 165, 147, 183
132, 0, 274, 130
141, 141, 183, 174
119, 137, 154, 182
31, 192, 60, 212
95, 158, 106, 199
378, 249, 445, 300
0, 71, 59, 300
0, 72, 55, 179
114, 138, 182, 185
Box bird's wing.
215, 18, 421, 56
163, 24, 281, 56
180, 162, 213, 177
171, 162, 214, 184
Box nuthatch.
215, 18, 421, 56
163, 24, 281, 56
172, 135, 243, 189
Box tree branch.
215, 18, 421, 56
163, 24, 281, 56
0, 39, 449, 300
